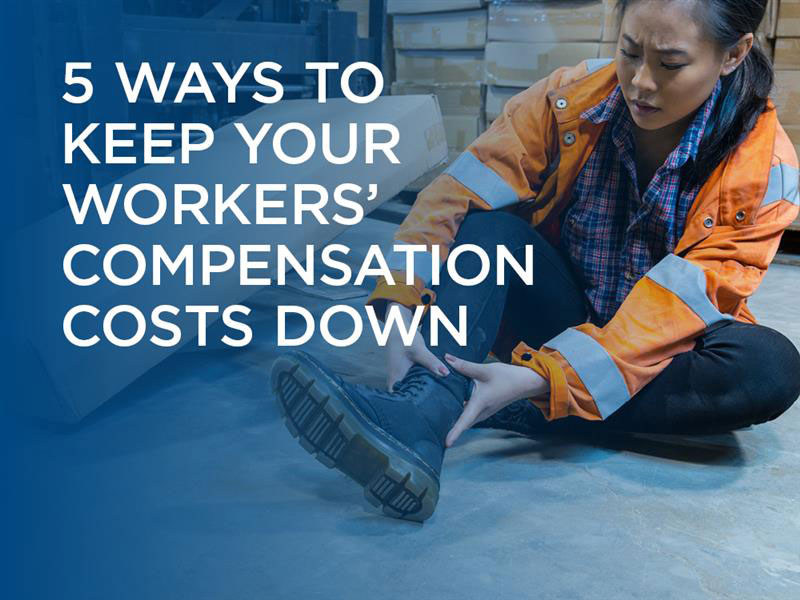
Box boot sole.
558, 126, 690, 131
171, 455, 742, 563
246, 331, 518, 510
271, 351, 440, 523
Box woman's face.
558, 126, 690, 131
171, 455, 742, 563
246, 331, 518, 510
615, 0, 744, 131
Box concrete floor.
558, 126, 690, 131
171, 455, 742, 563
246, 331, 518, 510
10, 220, 800, 600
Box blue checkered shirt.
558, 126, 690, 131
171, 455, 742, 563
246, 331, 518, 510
561, 80, 721, 325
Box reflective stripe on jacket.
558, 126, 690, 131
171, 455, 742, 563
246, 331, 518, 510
367, 59, 800, 422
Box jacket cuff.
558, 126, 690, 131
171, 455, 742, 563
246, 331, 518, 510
511, 341, 569, 421
366, 272, 437, 320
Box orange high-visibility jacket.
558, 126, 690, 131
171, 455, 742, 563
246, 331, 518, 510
367, 59, 800, 422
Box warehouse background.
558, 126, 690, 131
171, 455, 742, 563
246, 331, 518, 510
3, 3, 800, 599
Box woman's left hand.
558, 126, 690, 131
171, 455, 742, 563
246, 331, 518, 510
444, 353, 549, 448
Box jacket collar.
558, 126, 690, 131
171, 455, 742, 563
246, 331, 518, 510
548, 60, 779, 252
546, 60, 619, 125
582, 80, 722, 170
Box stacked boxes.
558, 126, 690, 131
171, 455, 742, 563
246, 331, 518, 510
390, 2, 488, 190
485, 1, 610, 121
774, 0, 799, 157
773, 0, 800, 229
776, 0, 798, 42
393, 8, 487, 49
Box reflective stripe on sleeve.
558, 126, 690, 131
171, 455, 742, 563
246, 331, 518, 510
386, 246, 434, 286
545, 327, 630, 418
761, 163, 799, 207
445, 151, 518, 209
644, 254, 732, 327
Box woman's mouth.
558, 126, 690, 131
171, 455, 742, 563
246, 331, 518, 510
631, 100, 660, 115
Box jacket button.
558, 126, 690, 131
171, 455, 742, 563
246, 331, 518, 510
735, 210, 746, 222
563, 132, 576, 145
555, 97, 568, 109
703, 217, 714, 228
521, 352, 533, 361
421, 293, 432, 304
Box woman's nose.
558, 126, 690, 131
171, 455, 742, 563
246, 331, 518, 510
631, 64, 657, 93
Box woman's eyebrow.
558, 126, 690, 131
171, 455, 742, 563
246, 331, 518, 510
621, 34, 689, 56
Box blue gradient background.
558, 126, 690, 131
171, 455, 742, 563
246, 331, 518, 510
1, 3, 419, 598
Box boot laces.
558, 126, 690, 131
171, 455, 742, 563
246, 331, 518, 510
392, 368, 429, 397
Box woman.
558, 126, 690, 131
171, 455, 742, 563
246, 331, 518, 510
271, 0, 800, 522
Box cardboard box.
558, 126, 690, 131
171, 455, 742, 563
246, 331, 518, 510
444, 115, 483, 151
773, 70, 800, 124
406, 150, 462, 192
774, 38, 800, 70
777, 0, 800, 38
489, 1, 605, 43
485, 41, 602, 87
395, 49, 485, 84
387, 0, 486, 14
12, 95, 448, 422
393, 9, 487, 50
392, 82, 485, 115
338, 0, 370, 38
486, 85, 525, 120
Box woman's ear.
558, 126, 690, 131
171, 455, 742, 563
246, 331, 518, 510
721, 33, 754, 76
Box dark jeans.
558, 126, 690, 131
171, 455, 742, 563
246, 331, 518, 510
420, 211, 800, 435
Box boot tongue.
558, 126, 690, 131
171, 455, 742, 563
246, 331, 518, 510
397, 365, 470, 423
406, 365, 471, 406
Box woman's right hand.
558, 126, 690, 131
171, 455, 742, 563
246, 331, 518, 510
385, 302, 450, 391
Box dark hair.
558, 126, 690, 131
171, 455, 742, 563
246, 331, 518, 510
614, 0, 774, 187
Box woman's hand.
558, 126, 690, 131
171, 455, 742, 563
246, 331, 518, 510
385, 302, 449, 391
444, 353, 548, 447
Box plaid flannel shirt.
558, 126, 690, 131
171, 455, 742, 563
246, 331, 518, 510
561, 80, 722, 325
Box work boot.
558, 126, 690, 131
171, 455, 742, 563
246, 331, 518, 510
271, 350, 469, 522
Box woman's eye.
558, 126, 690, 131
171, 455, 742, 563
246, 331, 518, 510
619, 48, 683, 69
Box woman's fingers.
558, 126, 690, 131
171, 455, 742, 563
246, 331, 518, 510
386, 332, 448, 390
445, 393, 483, 447
413, 346, 450, 377
444, 354, 485, 380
